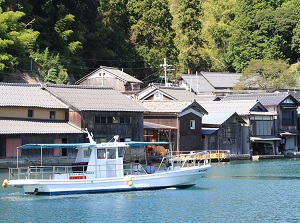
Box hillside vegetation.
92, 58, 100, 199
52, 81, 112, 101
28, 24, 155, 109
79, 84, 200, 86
0, 0, 300, 90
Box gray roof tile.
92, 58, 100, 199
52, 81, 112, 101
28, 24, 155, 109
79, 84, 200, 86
201, 72, 242, 88
0, 83, 68, 108
45, 84, 146, 112
221, 92, 292, 106
136, 85, 200, 101
0, 119, 83, 134
138, 100, 208, 114
199, 100, 264, 116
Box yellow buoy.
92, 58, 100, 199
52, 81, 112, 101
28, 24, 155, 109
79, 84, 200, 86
128, 180, 133, 186
2, 179, 8, 188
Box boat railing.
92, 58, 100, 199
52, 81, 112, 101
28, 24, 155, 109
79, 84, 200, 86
8, 163, 151, 180
205, 150, 230, 160
157, 150, 211, 171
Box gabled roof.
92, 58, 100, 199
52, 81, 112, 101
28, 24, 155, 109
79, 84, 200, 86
44, 84, 146, 112
180, 72, 241, 94
0, 83, 68, 109
201, 72, 242, 88
221, 92, 300, 106
202, 112, 246, 125
0, 119, 83, 134
138, 100, 208, 115
199, 100, 268, 116
76, 66, 142, 85
136, 85, 199, 101
180, 74, 215, 93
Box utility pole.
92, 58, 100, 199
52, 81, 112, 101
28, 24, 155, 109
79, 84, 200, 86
160, 58, 172, 86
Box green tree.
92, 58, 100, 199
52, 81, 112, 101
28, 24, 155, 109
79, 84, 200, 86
199, 0, 236, 72
30, 48, 69, 84
0, 10, 39, 73
225, 0, 296, 72
174, 0, 203, 74
234, 59, 295, 91
127, 0, 178, 74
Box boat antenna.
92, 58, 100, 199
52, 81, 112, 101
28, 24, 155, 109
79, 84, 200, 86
83, 128, 96, 144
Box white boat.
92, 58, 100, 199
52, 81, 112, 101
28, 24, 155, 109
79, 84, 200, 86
2, 131, 211, 195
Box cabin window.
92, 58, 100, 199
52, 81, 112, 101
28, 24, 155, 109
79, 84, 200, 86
118, 148, 125, 157
84, 149, 91, 158
97, 149, 106, 159
107, 149, 116, 159
50, 111, 56, 119
28, 109, 34, 118
190, 120, 195, 129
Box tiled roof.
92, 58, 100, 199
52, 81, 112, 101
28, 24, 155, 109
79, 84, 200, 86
201, 72, 242, 88
138, 100, 208, 114
44, 84, 146, 112
202, 112, 245, 125
0, 119, 83, 134
180, 72, 241, 94
180, 74, 215, 93
136, 85, 200, 101
221, 92, 291, 106
199, 100, 266, 116
0, 83, 68, 108
76, 66, 142, 85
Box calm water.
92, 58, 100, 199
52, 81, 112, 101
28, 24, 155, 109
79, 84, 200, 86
1, 159, 300, 223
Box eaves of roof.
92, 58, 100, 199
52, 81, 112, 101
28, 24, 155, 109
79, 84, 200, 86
76, 66, 142, 85
0, 119, 83, 134
44, 84, 146, 112
0, 82, 68, 109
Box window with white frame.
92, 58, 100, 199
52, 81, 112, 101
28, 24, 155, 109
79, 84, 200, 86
190, 120, 195, 129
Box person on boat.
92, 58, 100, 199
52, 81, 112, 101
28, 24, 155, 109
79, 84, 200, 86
145, 161, 155, 174
166, 160, 173, 171
133, 159, 142, 175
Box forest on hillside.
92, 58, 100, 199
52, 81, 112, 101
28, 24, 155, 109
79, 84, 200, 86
1, 0, 300, 90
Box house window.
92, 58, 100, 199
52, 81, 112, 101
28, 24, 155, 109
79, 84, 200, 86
190, 120, 195, 129
154, 92, 163, 101
28, 109, 34, 117
251, 120, 273, 136
95, 116, 100, 123
282, 110, 296, 125
101, 117, 107, 123
107, 117, 113, 123
113, 117, 119, 123
120, 117, 131, 124
50, 111, 56, 119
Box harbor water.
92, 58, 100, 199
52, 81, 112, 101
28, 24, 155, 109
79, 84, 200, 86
1, 159, 300, 223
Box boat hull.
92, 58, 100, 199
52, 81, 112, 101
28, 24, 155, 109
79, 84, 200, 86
8, 165, 210, 195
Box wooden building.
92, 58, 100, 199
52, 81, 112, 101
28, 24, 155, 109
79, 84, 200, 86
222, 93, 300, 155
76, 66, 142, 92
138, 100, 208, 151
0, 83, 84, 164
44, 84, 146, 143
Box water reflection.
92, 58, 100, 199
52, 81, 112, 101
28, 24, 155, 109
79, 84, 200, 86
1, 159, 300, 222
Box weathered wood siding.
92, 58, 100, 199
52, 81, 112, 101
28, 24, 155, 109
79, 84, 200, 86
81, 111, 144, 142
79, 77, 126, 92
178, 113, 202, 151
144, 116, 177, 127
69, 111, 82, 128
